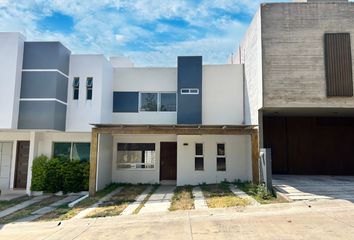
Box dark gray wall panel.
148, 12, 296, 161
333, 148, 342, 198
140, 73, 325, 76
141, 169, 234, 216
113, 92, 139, 112
23, 42, 71, 75
20, 72, 68, 102
177, 56, 202, 124
18, 101, 66, 131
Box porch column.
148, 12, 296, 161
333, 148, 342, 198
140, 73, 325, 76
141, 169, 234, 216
26, 131, 39, 195
89, 128, 99, 196
251, 129, 260, 184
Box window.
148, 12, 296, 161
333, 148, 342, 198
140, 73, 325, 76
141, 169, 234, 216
117, 143, 155, 169
73, 77, 80, 100
160, 93, 176, 111
195, 143, 204, 171
140, 93, 158, 111
324, 33, 353, 97
139, 92, 177, 112
53, 142, 90, 161
180, 88, 199, 95
217, 143, 226, 171
86, 77, 93, 100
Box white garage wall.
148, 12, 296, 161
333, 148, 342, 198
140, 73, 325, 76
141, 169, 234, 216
111, 134, 176, 184
96, 134, 113, 191
177, 135, 252, 186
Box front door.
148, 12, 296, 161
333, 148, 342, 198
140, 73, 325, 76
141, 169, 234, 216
15, 141, 30, 189
0, 142, 13, 189
160, 142, 177, 181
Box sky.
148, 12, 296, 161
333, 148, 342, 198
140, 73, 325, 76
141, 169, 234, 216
0, 0, 346, 67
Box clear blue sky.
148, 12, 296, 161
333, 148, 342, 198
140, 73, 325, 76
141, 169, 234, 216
0, 0, 347, 66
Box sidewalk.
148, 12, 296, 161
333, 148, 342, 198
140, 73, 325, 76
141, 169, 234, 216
1, 199, 354, 240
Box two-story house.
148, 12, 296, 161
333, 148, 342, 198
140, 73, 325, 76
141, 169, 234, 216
0, 33, 258, 195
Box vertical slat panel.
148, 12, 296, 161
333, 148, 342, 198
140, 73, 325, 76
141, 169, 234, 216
324, 33, 353, 97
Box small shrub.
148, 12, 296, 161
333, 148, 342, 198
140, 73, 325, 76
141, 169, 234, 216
44, 158, 63, 193
31, 155, 48, 191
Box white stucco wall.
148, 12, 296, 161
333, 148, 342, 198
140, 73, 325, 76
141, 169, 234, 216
112, 67, 177, 124
0, 33, 25, 129
177, 135, 252, 186
96, 134, 113, 191
111, 134, 176, 184
66, 54, 113, 132
234, 9, 263, 125
202, 65, 244, 125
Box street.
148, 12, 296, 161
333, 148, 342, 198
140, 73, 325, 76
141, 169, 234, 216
1, 199, 354, 240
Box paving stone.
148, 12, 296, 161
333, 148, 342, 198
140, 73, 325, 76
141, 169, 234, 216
121, 186, 152, 216
192, 187, 208, 210
229, 185, 260, 206
0, 195, 50, 218
139, 185, 175, 214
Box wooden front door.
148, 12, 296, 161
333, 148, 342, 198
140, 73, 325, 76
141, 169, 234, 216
160, 142, 177, 180
15, 141, 30, 189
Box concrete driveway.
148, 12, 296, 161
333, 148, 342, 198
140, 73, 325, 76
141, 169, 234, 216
1, 199, 354, 239
273, 175, 354, 202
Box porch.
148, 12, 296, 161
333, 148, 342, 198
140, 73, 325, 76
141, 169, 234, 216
89, 125, 260, 196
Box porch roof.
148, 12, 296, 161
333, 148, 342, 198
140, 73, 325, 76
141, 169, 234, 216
89, 124, 258, 135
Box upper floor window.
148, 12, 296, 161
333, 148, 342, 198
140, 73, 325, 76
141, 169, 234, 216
86, 77, 93, 100
180, 88, 199, 95
140, 93, 158, 111
140, 92, 176, 112
73, 77, 80, 100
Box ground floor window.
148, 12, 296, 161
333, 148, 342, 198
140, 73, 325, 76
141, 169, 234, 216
195, 143, 204, 171
53, 142, 90, 161
217, 143, 226, 171
117, 143, 155, 169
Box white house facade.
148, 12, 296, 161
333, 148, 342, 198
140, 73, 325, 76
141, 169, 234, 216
0, 32, 258, 195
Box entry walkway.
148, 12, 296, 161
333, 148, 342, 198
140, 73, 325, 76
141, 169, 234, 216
273, 175, 354, 202
139, 185, 175, 214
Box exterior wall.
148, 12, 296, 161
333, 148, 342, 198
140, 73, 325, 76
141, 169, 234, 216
112, 67, 177, 124
177, 135, 252, 186
0, 33, 24, 129
66, 55, 113, 132
262, 2, 354, 108
18, 42, 70, 131
111, 134, 176, 184
0, 131, 90, 192
202, 65, 244, 125
234, 9, 263, 125
96, 134, 113, 191
177, 56, 202, 124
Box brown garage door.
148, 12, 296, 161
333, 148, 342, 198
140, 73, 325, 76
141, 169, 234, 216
264, 116, 354, 175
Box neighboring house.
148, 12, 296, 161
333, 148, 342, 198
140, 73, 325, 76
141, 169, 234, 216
0, 33, 259, 195
232, 0, 354, 176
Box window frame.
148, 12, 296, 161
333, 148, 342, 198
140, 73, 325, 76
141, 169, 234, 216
180, 88, 199, 95
52, 142, 91, 162
139, 92, 177, 112
73, 77, 80, 100
86, 77, 93, 100
116, 143, 156, 170
216, 143, 226, 172
195, 143, 204, 171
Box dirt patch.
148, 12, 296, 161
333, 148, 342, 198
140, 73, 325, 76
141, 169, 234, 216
169, 186, 194, 211
201, 183, 248, 208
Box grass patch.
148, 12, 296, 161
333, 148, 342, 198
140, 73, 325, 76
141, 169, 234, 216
0, 195, 63, 224
133, 184, 159, 214
201, 183, 248, 208
86, 185, 148, 218
0, 196, 32, 212
235, 181, 287, 204
169, 186, 194, 211
36, 183, 121, 222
